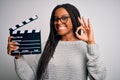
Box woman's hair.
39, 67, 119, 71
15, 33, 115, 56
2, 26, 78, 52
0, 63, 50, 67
37, 3, 81, 80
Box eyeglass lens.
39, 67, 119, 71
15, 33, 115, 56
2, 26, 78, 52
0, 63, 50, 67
54, 16, 70, 24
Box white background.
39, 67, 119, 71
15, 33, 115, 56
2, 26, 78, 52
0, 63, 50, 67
0, 0, 120, 80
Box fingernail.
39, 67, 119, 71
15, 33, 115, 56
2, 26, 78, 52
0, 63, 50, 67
15, 42, 19, 45
16, 46, 19, 49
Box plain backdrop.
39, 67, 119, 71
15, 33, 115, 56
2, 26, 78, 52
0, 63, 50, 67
0, 0, 120, 80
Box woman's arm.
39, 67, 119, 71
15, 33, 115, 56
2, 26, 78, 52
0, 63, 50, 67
14, 41, 46, 80
86, 44, 106, 80
14, 56, 36, 80
76, 17, 106, 80
7, 36, 39, 80
14, 54, 41, 80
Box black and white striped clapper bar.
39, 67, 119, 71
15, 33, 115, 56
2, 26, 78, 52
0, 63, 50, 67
9, 15, 41, 55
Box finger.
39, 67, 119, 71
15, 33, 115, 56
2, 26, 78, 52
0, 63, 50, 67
13, 46, 19, 50
8, 42, 17, 53
79, 16, 88, 31
8, 46, 19, 55
82, 16, 88, 27
8, 48, 14, 55
82, 17, 90, 31
88, 18, 92, 30
78, 17, 85, 27
8, 36, 13, 42
9, 43, 19, 50
8, 43, 18, 51
76, 26, 86, 35
75, 31, 82, 39
9, 41, 18, 46
7, 42, 19, 53
9, 44, 15, 49
8, 48, 13, 55
76, 26, 82, 33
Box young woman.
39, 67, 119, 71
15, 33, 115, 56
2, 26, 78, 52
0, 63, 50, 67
7, 3, 106, 80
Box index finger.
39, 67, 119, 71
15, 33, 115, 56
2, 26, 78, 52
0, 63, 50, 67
78, 17, 86, 27
8, 36, 13, 42
88, 18, 93, 30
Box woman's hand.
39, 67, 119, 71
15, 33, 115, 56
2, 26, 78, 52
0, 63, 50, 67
75, 16, 95, 44
7, 36, 21, 59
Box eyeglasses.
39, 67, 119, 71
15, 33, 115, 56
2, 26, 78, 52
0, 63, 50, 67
54, 16, 70, 24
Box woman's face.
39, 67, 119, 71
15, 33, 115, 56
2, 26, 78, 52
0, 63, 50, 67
54, 8, 73, 36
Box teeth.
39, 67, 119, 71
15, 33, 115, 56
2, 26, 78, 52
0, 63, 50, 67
58, 26, 66, 30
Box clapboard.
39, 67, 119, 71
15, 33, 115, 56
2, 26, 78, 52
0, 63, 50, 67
9, 15, 41, 55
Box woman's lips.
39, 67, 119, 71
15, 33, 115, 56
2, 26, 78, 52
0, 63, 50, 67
57, 26, 66, 31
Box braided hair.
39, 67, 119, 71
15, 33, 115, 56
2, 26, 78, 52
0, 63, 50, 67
37, 3, 81, 80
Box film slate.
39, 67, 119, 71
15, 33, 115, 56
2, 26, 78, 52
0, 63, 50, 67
9, 15, 41, 55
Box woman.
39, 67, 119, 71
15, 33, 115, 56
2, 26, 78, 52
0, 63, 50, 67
8, 3, 106, 80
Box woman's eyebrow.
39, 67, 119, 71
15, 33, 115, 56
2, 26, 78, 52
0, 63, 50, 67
54, 14, 69, 17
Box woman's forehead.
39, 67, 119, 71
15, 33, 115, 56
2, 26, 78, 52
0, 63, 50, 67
54, 8, 69, 17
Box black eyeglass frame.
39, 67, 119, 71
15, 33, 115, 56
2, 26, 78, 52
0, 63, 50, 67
54, 16, 70, 24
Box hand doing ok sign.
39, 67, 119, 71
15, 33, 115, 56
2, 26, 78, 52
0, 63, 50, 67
75, 16, 95, 44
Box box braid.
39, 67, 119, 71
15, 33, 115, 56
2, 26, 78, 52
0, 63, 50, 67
37, 3, 81, 80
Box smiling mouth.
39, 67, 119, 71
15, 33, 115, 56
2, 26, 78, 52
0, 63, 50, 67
58, 26, 66, 30
56, 25, 67, 30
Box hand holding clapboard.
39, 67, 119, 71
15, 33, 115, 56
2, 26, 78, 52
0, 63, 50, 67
9, 15, 41, 55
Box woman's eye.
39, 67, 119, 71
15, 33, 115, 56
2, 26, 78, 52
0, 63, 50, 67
61, 17, 67, 20
54, 18, 59, 21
